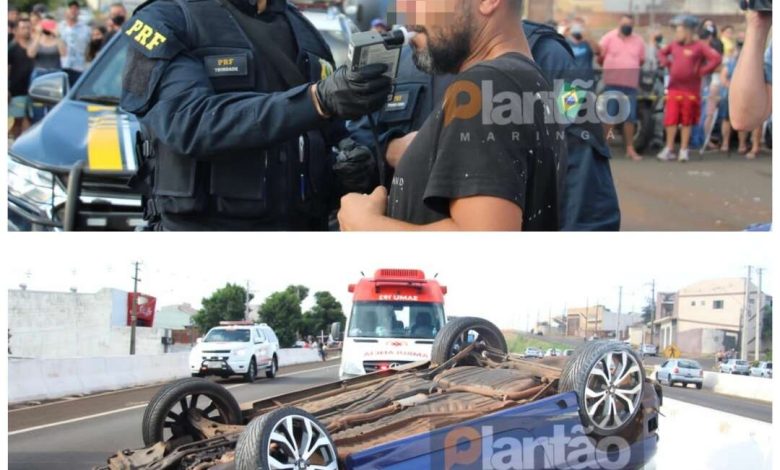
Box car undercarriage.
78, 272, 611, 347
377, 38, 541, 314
99, 317, 660, 470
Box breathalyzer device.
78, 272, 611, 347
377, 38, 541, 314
347, 27, 416, 83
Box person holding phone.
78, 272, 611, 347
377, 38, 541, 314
26, 18, 66, 123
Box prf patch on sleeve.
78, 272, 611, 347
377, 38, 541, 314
125, 18, 167, 51
204, 54, 249, 77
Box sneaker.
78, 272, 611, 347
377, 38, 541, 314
657, 147, 676, 161
679, 149, 690, 162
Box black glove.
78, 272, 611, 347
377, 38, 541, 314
316, 64, 393, 120
333, 138, 378, 195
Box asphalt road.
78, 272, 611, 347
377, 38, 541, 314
659, 382, 772, 423
610, 148, 772, 230
8, 357, 772, 469
7, 360, 341, 470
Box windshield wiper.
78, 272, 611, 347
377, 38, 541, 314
78, 94, 120, 105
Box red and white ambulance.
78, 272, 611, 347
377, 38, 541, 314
338, 269, 448, 379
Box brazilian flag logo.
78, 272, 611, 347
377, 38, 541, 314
557, 82, 586, 121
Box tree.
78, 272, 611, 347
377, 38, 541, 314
641, 298, 654, 324
762, 303, 772, 340
10, 0, 60, 15
301, 291, 346, 339
257, 285, 308, 347
193, 283, 251, 333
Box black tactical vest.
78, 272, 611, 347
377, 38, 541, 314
146, 0, 336, 230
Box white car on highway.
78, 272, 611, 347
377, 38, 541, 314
639, 344, 658, 356
524, 347, 543, 359
657, 358, 703, 389
719, 358, 751, 375
190, 322, 280, 383
750, 361, 773, 378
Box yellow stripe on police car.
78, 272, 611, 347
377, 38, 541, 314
86, 106, 124, 171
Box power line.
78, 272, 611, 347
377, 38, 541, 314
130, 261, 141, 355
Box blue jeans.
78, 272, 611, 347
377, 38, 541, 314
603, 85, 639, 123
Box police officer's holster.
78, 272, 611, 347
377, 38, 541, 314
137, 0, 335, 230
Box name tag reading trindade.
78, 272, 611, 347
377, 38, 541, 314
204, 55, 249, 77
385, 90, 410, 112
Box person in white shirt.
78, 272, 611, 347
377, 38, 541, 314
58, 0, 90, 84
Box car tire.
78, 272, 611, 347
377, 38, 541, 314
235, 407, 338, 470
696, 383, 702, 390
244, 359, 257, 383
431, 317, 508, 366
141, 378, 243, 446
265, 355, 278, 379
559, 341, 645, 437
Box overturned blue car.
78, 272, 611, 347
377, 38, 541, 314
99, 317, 660, 469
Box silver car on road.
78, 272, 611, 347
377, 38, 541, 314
524, 347, 543, 359
657, 359, 704, 389
750, 361, 773, 378
719, 358, 751, 375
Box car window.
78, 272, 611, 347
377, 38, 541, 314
263, 328, 277, 343
255, 328, 266, 343
661, 361, 669, 368
204, 328, 250, 343
74, 37, 127, 103
767, 363, 773, 369
348, 302, 444, 339
678, 360, 700, 369
736, 360, 748, 366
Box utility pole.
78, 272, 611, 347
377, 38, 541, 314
742, 266, 752, 360
130, 261, 141, 355
547, 308, 552, 335
535, 310, 540, 333
617, 286, 623, 340
244, 280, 251, 322
755, 268, 764, 361
649, 280, 656, 346
584, 298, 589, 339
649, 0, 656, 29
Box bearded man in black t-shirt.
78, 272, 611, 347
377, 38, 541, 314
338, 0, 564, 231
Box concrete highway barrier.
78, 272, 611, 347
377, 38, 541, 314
277, 348, 324, 367
9, 348, 331, 404
652, 366, 772, 402
655, 398, 772, 470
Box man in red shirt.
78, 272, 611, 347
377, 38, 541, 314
657, 21, 722, 162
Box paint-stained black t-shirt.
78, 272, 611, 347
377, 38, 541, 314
387, 52, 564, 230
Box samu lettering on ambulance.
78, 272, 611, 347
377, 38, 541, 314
364, 351, 429, 358
377, 294, 419, 301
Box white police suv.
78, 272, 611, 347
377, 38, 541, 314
190, 322, 280, 383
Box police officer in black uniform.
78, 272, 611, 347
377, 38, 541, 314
120, 0, 392, 230
349, 20, 621, 231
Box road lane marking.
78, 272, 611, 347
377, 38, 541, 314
9, 358, 340, 413
8, 365, 340, 436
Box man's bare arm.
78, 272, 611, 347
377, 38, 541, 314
338, 188, 523, 231
730, 11, 772, 131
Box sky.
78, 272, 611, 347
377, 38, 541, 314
5, 233, 774, 332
